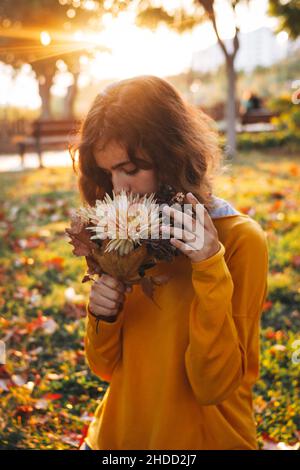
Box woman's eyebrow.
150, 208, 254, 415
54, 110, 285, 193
98, 160, 132, 171
112, 160, 132, 169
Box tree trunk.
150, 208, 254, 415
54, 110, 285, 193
32, 61, 56, 120
36, 75, 53, 168
225, 55, 237, 158
32, 61, 56, 168
38, 74, 53, 120
64, 72, 79, 119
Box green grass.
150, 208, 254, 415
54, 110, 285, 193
0, 153, 299, 449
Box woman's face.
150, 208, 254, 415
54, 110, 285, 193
93, 140, 158, 196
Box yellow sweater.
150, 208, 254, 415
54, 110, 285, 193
83, 211, 269, 450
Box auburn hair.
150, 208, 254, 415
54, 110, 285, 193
70, 75, 223, 210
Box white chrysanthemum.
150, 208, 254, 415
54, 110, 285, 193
84, 190, 160, 256
76, 205, 96, 223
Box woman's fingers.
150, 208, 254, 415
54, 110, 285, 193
161, 193, 221, 263
90, 289, 124, 309
169, 237, 195, 253
160, 224, 197, 244
88, 274, 131, 320
92, 282, 125, 304
96, 274, 126, 294
91, 275, 127, 307
185, 193, 217, 233
162, 193, 217, 240
163, 205, 195, 232
89, 302, 119, 316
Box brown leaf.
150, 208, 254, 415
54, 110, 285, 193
86, 255, 103, 276
151, 274, 171, 286
82, 274, 93, 283
140, 277, 162, 310
68, 213, 86, 234
92, 243, 150, 283
140, 277, 154, 300
65, 224, 98, 257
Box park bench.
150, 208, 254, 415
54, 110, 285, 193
240, 110, 279, 125
200, 104, 279, 133
12, 119, 81, 168
238, 110, 280, 133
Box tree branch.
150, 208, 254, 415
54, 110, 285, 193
208, 7, 229, 60
232, 2, 240, 59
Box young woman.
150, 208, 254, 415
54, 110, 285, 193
71, 75, 269, 450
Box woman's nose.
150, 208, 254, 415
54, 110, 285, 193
111, 173, 131, 194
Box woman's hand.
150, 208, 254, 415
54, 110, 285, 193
161, 192, 220, 264
88, 274, 132, 321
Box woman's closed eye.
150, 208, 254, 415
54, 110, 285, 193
123, 168, 139, 175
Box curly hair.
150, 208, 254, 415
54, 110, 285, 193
70, 75, 223, 210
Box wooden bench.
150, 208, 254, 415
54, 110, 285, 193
240, 110, 279, 125
200, 105, 279, 132
12, 119, 81, 168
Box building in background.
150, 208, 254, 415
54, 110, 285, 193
192, 27, 300, 74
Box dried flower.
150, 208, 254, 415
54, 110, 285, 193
65, 186, 187, 323
83, 190, 160, 257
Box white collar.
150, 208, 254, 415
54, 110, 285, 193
208, 195, 240, 219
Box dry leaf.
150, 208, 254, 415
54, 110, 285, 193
93, 242, 150, 283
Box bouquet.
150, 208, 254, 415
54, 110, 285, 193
65, 186, 186, 316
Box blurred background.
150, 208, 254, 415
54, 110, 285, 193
0, 0, 299, 451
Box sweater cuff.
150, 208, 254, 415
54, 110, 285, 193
87, 302, 119, 323
191, 242, 233, 313
190, 241, 226, 272
86, 302, 124, 337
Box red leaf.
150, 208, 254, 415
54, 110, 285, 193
292, 255, 300, 268
263, 300, 273, 311
42, 393, 63, 401
0, 365, 12, 380
78, 425, 89, 448
45, 257, 64, 271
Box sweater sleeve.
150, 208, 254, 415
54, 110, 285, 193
84, 303, 125, 383
184, 220, 269, 406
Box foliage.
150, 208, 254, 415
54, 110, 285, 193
268, 0, 300, 40
269, 97, 300, 134
0, 0, 109, 119
0, 0, 105, 66
237, 130, 300, 152
237, 94, 300, 152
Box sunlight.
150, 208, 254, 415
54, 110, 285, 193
0, 0, 275, 108
87, 10, 194, 78
40, 31, 51, 46
276, 31, 289, 45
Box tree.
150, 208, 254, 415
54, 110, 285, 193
113, 0, 247, 157
0, 0, 108, 118
268, 0, 300, 40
